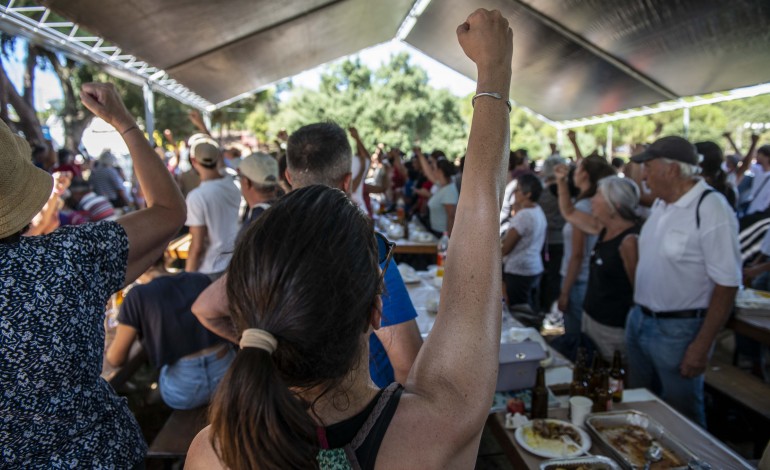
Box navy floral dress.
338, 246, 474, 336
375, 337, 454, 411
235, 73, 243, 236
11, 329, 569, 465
0, 222, 146, 468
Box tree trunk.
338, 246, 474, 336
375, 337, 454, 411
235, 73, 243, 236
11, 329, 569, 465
0, 58, 45, 145
40, 51, 92, 151
23, 43, 39, 109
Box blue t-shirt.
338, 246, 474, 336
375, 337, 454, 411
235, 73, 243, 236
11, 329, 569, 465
369, 257, 418, 387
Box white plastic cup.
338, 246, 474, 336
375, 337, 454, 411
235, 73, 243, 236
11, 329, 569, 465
569, 396, 593, 427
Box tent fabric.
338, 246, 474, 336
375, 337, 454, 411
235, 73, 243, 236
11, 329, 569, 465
42, 0, 770, 121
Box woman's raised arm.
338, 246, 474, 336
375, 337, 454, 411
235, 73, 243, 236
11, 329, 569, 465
401, 7, 512, 456
80, 83, 186, 285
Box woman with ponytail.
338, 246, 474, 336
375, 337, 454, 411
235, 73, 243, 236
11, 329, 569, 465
186, 9, 513, 469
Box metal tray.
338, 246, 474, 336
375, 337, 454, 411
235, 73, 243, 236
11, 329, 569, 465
584, 410, 697, 470
540, 455, 622, 470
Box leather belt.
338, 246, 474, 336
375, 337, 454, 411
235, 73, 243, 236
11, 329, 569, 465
640, 305, 707, 319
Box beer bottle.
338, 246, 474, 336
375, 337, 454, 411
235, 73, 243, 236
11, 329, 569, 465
569, 364, 586, 397
587, 353, 602, 402
593, 370, 611, 413
609, 350, 625, 403
531, 367, 548, 419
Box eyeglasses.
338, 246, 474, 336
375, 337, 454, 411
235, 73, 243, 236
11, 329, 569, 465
375, 232, 395, 279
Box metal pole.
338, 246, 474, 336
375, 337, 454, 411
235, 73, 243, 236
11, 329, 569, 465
683, 107, 690, 139
142, 82, 155, 144
606, 124, 613, 159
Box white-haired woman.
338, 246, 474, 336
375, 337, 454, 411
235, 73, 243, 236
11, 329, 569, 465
0, 83, 186, 468
554, 169, 642, 361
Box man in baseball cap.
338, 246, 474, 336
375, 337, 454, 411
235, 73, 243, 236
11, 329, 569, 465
626, 135, 741, 427
236, 152, 279, 238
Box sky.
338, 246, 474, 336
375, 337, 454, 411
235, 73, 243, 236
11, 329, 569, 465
3, 38, 476, 112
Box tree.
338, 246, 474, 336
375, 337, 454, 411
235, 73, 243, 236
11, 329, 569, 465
267, 53, 469, 158
0, 35, 45, 145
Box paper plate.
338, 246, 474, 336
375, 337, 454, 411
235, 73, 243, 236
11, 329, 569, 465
515, 419, 591, 459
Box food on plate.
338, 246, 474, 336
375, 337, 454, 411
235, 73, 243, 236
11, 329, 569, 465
594, 424, 684, 468
521, 419, 582, 455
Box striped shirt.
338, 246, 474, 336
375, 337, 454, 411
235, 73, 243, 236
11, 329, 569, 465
89, 165, 125, 202
78, 192, 117, 221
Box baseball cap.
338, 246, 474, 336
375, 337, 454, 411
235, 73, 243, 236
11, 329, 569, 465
191, 137, 220, 166
238, 152, 278, 185
631, 136, 698, 165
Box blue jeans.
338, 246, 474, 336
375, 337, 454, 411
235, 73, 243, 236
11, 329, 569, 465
160, 345, 235, 410
550, 280, 587, 362
625, 305, 707, 427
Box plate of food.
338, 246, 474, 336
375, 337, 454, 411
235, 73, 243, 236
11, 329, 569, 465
515, 419, 592, 459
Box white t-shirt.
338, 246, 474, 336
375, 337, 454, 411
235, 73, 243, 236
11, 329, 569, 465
560, 198, 597, 282
747, 166, 770, 215
503, 206, 547, 276
351, 156, 370, 215
185, 177, 242, 274
427, 183, 459, 233
635, 179, 741, 311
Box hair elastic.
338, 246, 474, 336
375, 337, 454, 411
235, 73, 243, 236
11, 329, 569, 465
240, 328, 278, 354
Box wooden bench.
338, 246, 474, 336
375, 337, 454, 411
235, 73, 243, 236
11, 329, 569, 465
705, 360, 770, 421
147, 407, 209, 459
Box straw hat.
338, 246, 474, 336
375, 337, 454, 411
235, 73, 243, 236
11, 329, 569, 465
0, 119, 53, 238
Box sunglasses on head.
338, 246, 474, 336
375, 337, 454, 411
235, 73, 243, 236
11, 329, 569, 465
375, 232, 395, 278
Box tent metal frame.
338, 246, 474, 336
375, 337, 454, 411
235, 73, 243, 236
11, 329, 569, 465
1, 0, 769, 134
0, 1, 212, 111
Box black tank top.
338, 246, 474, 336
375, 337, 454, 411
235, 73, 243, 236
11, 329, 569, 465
583, 224, 641, 328
319, 383, 403, 469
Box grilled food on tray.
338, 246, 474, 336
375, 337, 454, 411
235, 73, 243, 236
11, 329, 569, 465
593, 424, 684, 468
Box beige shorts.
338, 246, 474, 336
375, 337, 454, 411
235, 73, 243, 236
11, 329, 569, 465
581, 311, 626, 362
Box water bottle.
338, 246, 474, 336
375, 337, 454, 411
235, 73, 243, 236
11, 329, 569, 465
436, 232, 449, 277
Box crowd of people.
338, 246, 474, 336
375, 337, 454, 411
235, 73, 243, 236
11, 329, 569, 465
1, 7, 769, 469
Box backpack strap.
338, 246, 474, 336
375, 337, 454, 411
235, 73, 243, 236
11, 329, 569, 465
696, 189, 715, 229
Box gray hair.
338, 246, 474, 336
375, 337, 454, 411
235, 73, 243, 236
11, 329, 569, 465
598, 176, 640, 221
660, 157, 701, 179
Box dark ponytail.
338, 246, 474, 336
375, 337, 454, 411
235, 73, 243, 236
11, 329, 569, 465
210, 349, 317, 469
209, 185, 380, 468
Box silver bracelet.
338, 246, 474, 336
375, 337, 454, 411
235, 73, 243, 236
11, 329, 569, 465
472, 92, 512, 112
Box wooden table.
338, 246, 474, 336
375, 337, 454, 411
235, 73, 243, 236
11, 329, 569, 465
166, 233, 191, 260
393, 239, 437, 255
729, 310, 770, 347
488, 389, 753, 469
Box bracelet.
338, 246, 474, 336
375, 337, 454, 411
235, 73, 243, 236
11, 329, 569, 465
472, 92, 512, 113
120, 124, 139, 136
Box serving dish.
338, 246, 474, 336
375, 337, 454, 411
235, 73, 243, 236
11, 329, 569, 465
539, 455, 622, 470
585, 411, 696, 469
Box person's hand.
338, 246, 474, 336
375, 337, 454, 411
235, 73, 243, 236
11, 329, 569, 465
456, 9, 512, 71
163, 129, 174, 144
80, 83, 134, 132
348, 126, 359, 140
277, 129, 289, 142
553, 164, 569, 182
52, 171, 72, 196
188, 110, 207, 132
751, 133, 760, 145
412, 145, 422, 155
743, 265, 763, 280
680, 341, 709, 378
567, 130, 577, 142
722, 132, 732, 139
557, 292, 569, 313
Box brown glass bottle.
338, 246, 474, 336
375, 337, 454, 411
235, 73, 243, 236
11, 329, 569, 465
592, 370, 611, 412
586, 353, 602, 401
569, 365, 587, 397
530, 367, 548, 419
609, 350, 625, 403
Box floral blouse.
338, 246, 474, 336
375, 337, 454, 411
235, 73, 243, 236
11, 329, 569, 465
0, 222, 146, 469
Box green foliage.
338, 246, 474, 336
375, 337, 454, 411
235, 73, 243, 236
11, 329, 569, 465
262, 53, 469, 158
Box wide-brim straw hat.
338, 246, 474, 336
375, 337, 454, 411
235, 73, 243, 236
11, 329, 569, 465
0, 119, 53, 239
